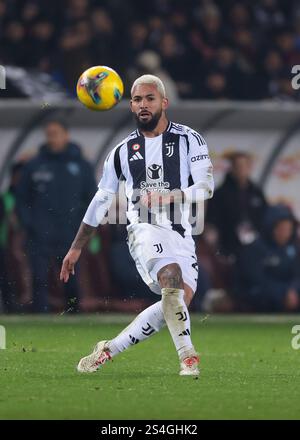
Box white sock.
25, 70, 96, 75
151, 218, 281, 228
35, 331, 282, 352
107, 300, 165, 357
161, 288, 195, 360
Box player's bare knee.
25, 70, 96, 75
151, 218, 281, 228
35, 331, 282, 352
158, 263, 184, 289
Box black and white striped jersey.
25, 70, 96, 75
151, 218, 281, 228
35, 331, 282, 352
99, 121, 214, 237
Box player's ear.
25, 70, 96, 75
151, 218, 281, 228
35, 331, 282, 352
162, 97, 169, 110
130, 99, 134, 112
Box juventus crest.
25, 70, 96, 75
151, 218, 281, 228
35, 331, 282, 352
165, 142, 175, 157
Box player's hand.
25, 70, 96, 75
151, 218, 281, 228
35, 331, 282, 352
60, 248, 82, 283
140, 191, 174, 208
140, 190, 183, 208
140, 192, 162, 208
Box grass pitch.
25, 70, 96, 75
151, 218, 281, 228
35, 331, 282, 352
0, 314, 299, 420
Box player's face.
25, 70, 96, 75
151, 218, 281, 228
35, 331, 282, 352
45, 123, 69, 152
130, 83, 168, 131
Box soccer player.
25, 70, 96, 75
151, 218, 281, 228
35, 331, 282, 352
60, 75, 214, 376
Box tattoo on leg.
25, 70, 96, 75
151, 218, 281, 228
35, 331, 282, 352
158, 264, 183, 289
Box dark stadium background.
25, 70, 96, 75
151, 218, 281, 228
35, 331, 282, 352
0, 0, 299, 314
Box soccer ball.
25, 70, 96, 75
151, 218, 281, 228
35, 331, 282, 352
76, 66, 124, 111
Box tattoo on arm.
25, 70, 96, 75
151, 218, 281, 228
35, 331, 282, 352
71, 222, 96, 250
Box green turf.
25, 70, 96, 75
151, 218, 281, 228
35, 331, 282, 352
0, 314, 300, 420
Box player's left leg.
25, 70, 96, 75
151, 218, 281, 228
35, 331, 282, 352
77, 300, 165, 372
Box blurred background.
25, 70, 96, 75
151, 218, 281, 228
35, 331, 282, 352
0, 0, 299, 315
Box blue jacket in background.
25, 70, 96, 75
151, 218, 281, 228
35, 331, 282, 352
236, 205, 300, 311
16, 142, 97, 255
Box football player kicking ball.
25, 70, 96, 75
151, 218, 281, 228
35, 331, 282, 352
60, 75, 214, 377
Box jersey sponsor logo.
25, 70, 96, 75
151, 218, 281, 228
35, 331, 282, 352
147, 164, 162, 180
132, 143, 140, 151
129, 151, 143, 161
165, 142, 175, 157
154, 243, 163, 253
191, 154, 210, 162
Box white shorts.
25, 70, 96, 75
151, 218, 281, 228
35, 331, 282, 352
127, 223, 198, 295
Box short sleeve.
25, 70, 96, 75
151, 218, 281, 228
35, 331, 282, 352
187, 129, 212, 172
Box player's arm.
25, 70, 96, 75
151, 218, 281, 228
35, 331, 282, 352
60, 147, 121, 283
60, 189, 115, 282
59, 222, 95, 283
183, 129, 214, 202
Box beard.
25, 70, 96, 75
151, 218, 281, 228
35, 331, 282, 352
134, 109, 162, 131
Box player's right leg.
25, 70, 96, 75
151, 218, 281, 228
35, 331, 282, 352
158, 263, 200, 377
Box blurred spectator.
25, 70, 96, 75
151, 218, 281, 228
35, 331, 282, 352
236, 205, 300, 312
190, 3, 225, 62
0, 1, 7, 38
127, 21, 149, 61
228, 3, 253, 31
0, 0, 299, 101
26, 19, 56, 70
194, 233, 235, 313
90, 8, 117, 69
276, 74, 300, 101
202, 45, 244, 98
206, 152, 268, 256
21, 2, 41, 27
126, 50, 179, 102
56, 21, 92, 94
1, 21, 28, 66
254, 0, 286, 33
201, 71, 230, 99
64, 0, 90, 24
16, 119, 97, 313
259, 49, 286, 99
159, 31, 192, 97
275, 29, 300, 66
148, 16, 164, 47
0, 161, 32, 313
